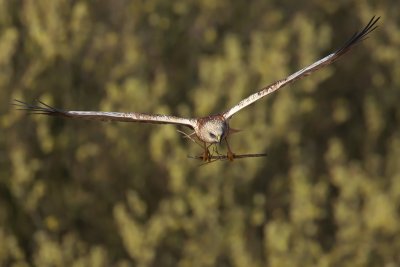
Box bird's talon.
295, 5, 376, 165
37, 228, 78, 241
227, 151, 235, 162
202, 150, 211, 162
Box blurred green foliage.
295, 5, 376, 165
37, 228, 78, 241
1, 0, 400, 266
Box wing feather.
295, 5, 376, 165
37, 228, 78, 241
223, 16, 379, 119
13, 99, 196, 128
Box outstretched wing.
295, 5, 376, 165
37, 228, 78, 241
14, 99, 196, 128
223, 16, 379, 119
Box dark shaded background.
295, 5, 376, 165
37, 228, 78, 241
1, 0, 399, 266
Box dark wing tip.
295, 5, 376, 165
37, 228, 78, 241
13, 99, 67, 117
335, 16, 380, 55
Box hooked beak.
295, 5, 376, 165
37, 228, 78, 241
217, 135, 222, 144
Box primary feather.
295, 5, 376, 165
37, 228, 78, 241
13, 99, 195, 128
223, 16, 380, 119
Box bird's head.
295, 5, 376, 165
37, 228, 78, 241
201, 119, 228, 144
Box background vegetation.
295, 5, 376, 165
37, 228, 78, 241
1, 0, 399, 266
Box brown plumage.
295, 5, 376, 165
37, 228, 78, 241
14, 16, 379, 162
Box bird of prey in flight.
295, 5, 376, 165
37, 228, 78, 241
14, 16, 379, 162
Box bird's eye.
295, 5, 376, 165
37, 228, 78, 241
209, 132, 216, 139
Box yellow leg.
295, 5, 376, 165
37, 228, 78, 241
225, 138, 235, 162
202, 142, 211, 162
